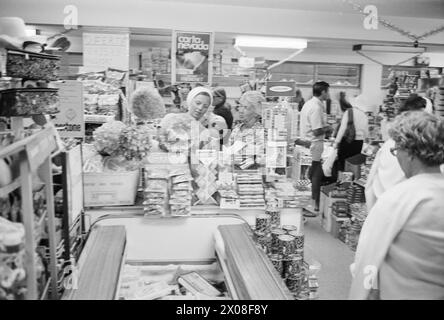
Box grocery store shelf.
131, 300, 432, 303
353, 179, 366, 188
84, 115, 115, 124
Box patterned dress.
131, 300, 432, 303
229, 118, 265, 167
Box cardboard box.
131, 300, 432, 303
83, 170, 140, 207
320, 186, 348, 233
330, 214, 350, 239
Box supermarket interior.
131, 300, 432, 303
1, 0, 444, 301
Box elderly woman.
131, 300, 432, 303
365, 95, 432, 211
229, 91, 266, 169
349, 111, 444, 300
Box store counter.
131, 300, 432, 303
84, 205, 303, 233
63, 213, 293, 300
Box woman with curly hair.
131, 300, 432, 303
229, 91, 266, 170
350, 111, 444, 300
365, 95, 432, 211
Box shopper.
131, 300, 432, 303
365, 94, 432, 211
294, 89, 305, 112
299, 81, 333, 213
350, 111, 444, 300
333, 94, 369, 172
230, 91, 266, 169
212, 88, 233, 130
159, 86, 215, 152
208, 87, 232, 147
339, 91, 353, 113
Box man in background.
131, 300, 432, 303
299, 81, 333, 214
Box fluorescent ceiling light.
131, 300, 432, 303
235, 36, 307, 49
353, 44, 426, 54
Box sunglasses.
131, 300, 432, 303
390, 147, 399, 156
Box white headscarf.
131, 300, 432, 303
186, 87, 213, 109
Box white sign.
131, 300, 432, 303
53, 80, 84, 138
83, 32, 129, 70
266, 141, 287, 168
239, 56, 255, 69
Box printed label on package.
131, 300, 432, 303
172, 30, 213, 84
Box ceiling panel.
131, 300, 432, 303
154, 0, 444, 19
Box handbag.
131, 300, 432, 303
343, 108, 356, 143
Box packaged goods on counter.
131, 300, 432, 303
282, 225, 298, 233
268, 254, 283, 275
255, 214, 271, 234
236, 173, 265, 208
178, 272, 223, 297
288, 230, 304, 251
143, 167, 193, 217
265, 206, 281, 228
270, 228, 286, 254
278, 234, 295, 258
282, 254, 304, 279
118, 263, 228, 300
143, 169, 169, 216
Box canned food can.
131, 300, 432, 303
269, 254, 283, 275
295, 249, 304, 258
282, 254, 303, 278
256, 214, 271, 234
278, 234, 295, 257
286, 275, 304, 293
270, 228, 286, 254
266, 207, 281, 227
253, 230, 265, 242
282, 225, 298, 233
288, 230, 304, 250
256, 233, 271, 254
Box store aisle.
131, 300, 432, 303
304, 219, 355, 300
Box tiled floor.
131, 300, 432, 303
304, 218, 355, 300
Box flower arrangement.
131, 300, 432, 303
89, 121, 153, 171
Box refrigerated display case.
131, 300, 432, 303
62, 213, 294, 300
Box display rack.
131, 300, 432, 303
0, 126, 60, 299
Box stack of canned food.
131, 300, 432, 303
253, 211, 311, 298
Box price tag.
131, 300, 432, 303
220, 198, 240, 209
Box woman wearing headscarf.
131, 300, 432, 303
365, 94, 436, 211
159, 86, 215, 153
229, 91, 266, 169
349, 111, 444, 300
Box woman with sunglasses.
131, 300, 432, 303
350, 111, 444, 299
